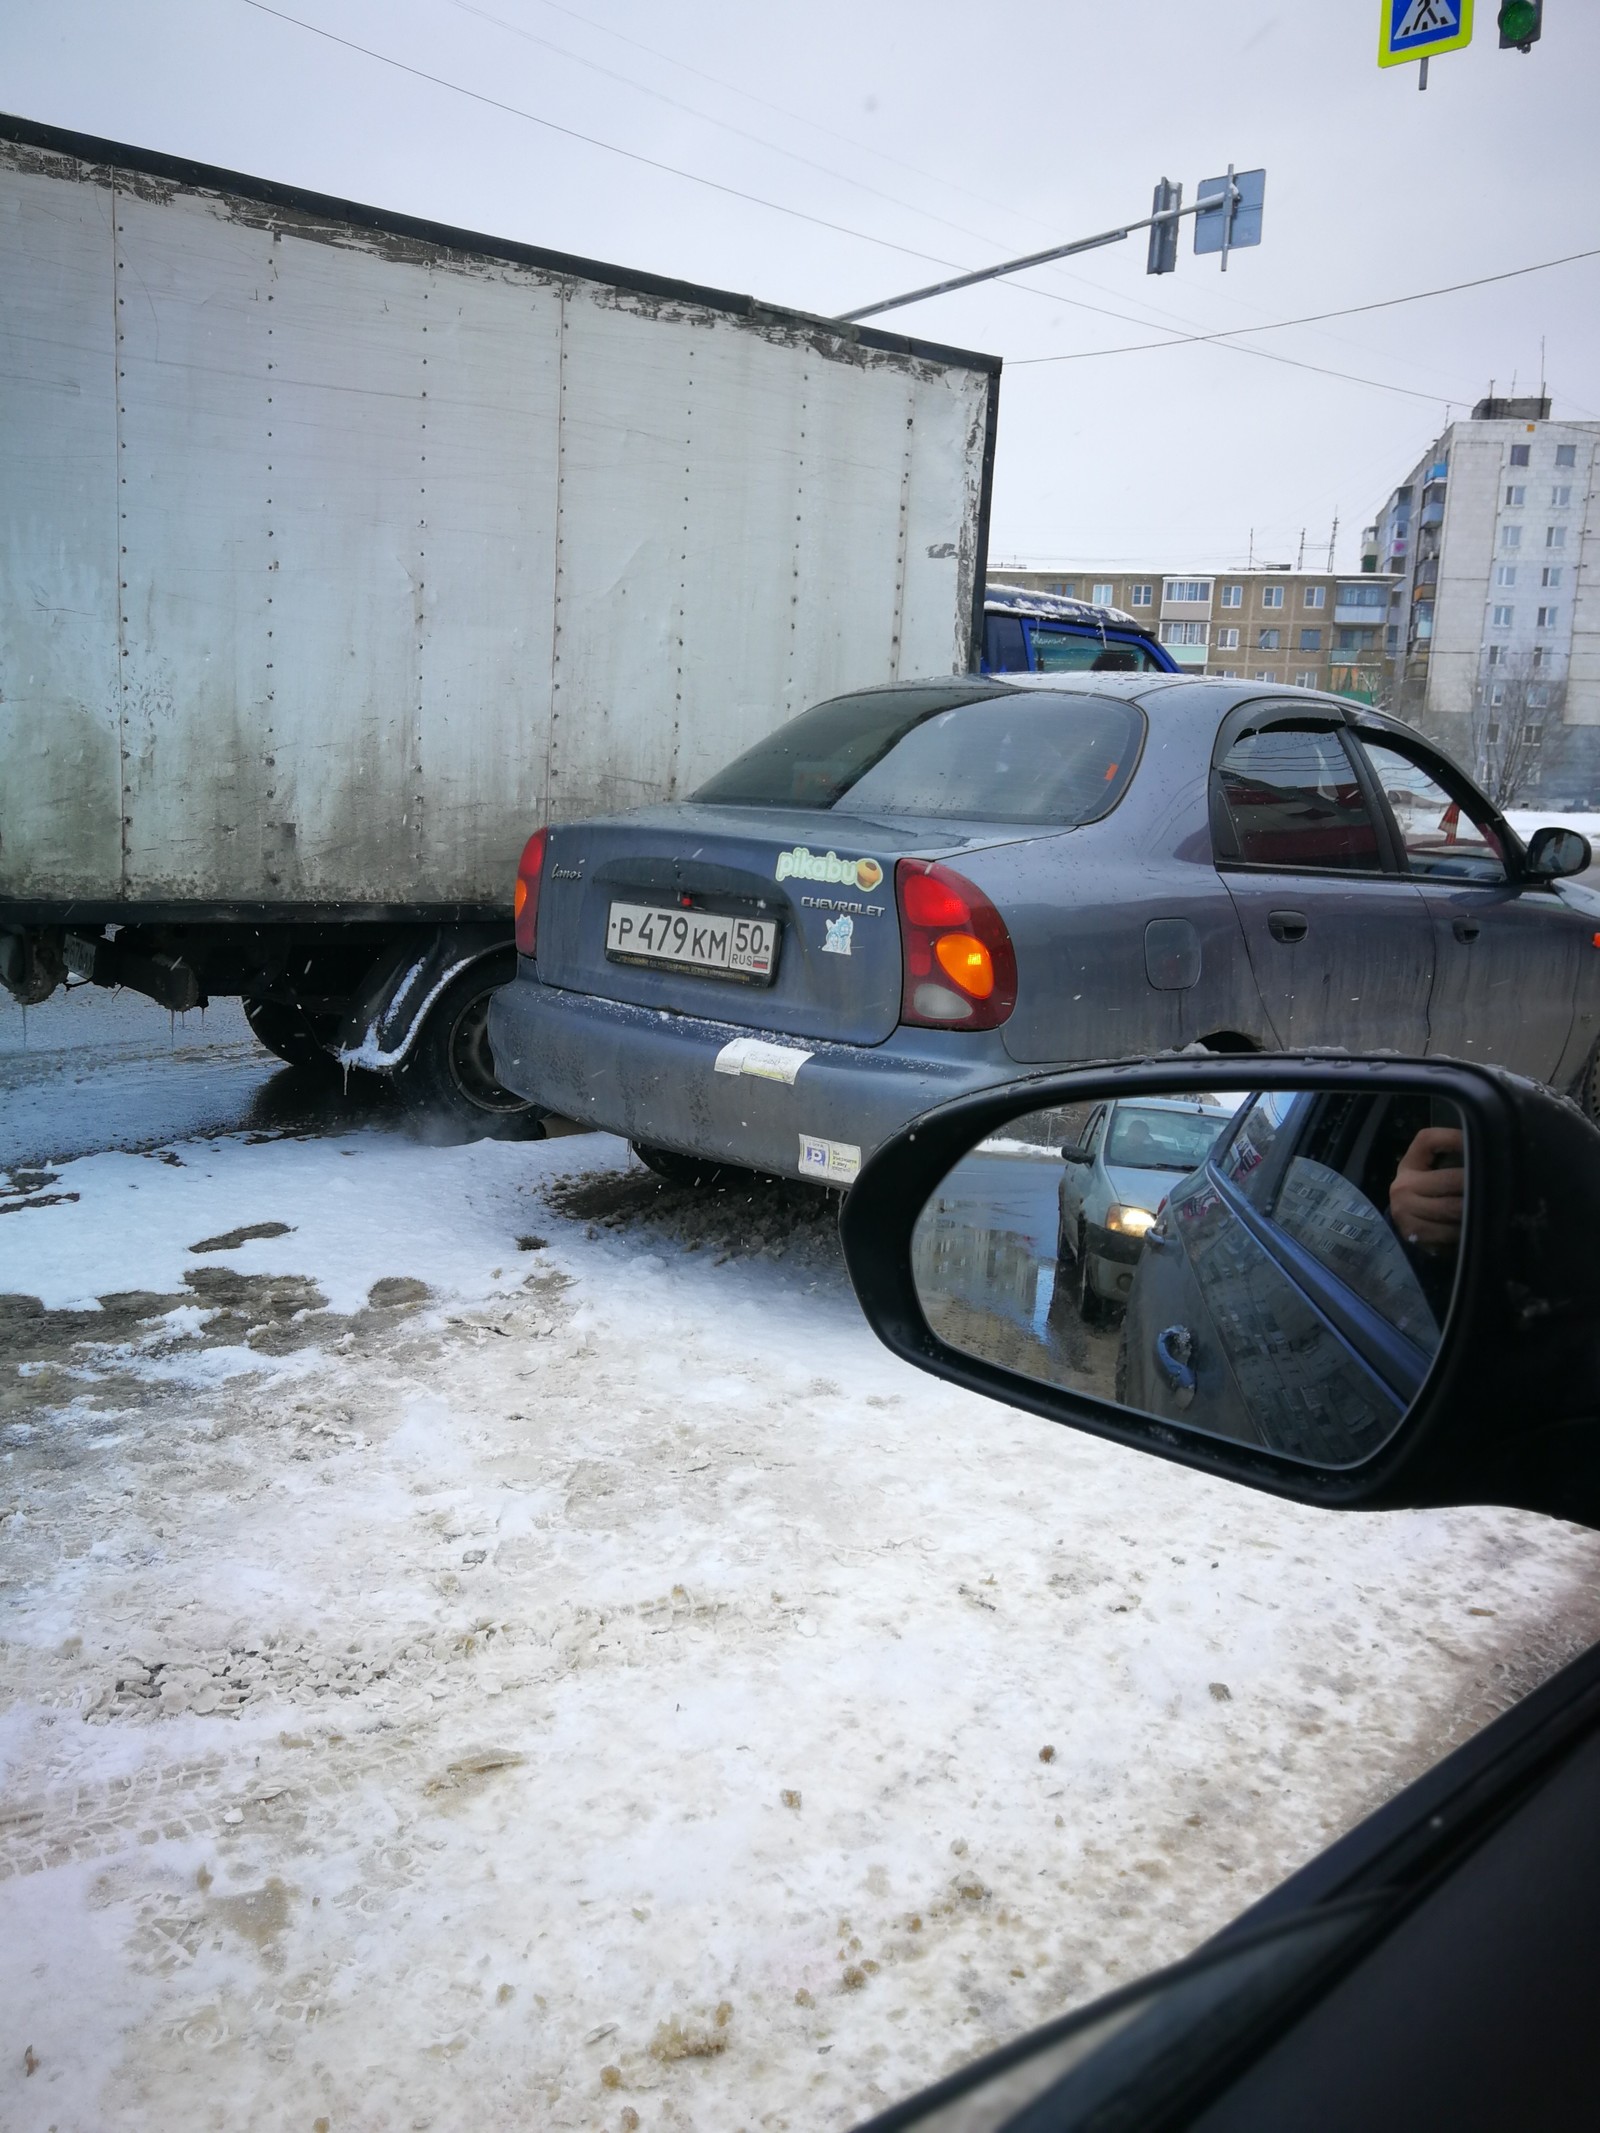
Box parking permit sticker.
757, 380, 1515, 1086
714, 1037, 812, 1084
799, 1135, 861, 1184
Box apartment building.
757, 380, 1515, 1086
1364, 397, 1600, 801
987, 565, 1396, 697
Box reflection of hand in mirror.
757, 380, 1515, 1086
1389, 1128, 1465, 1251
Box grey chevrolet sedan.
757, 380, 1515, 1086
487, 675, 1600, 1185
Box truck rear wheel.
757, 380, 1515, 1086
242, 997, 338, 1073
395, 953, 543, 1142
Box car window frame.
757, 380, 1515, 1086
1208, 701, 1407, 878
1200, 1102, 1439, 1405
1345, 723, 1527, 887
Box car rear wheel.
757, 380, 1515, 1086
631, 1142, 747, 1190
242, 997, 338, 1074
1077, 1222, 1110, 1325
395, 953, 545, 1142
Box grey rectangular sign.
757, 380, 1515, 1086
1194, 168, 1266, 254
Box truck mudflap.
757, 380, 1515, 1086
334, 924, 510, 1072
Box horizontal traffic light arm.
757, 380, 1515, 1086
835, 176, 1251, 324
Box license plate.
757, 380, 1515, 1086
606, 902, 778, 983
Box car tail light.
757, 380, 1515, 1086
514, 827, 547, 958
896, 859, 1017, 1029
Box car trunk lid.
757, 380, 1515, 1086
535, 806, 1035, 1046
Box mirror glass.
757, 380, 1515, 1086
911, 1084, 1466, 1468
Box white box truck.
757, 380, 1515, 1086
0, 116, 999, 1132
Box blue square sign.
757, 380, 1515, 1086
1380, 0, 1474, 65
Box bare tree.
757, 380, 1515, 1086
1470, 654, 1565, 809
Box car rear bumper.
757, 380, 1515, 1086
487, 966, 1026, 1181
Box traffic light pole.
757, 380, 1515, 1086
835, 177, 1247, 325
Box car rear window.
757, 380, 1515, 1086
696, 688, 1145, 826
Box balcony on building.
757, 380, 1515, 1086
1335, 583, 1388, 626
1419, 500, 1445, 527
1412, 559, 1439, 589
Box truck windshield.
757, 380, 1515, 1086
696, 688, 1144, 825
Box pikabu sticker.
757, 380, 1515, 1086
775, 846, 884, 893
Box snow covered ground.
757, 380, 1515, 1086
3, 1025, 1600, 2131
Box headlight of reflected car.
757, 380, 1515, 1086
1105, 1202, 1157, 1238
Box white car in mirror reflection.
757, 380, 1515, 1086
1118, 1089, 1462, 1460
1057, 1097, 1239, 1323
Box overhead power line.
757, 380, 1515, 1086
240, 0, 978, 275
1011, 245, 1600, 366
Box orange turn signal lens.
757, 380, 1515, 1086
935, 931, 994, 999
514, 878, 528, 920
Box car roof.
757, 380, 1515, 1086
1107, 1096, 1230, 1116
984, 583, 1144, 632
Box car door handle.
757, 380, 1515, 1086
1154, 1324, 1197, 1409
1453, 919, 1481, 944
1268, 910, 1308, 945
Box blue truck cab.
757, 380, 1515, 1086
980, 584, 1178, 676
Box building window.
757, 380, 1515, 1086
1385, 626, 1399, 650
1159, 621, 1209, 646
1215, 626, 1240, 650
1293, 669, 1319, 687
1258, 628, 1281, 650
1551, 485, 1572, 508
1547, 525, 1567, 549
1505, 484, 1526, 506
1092, 582, 1115, 605
1303, 585, 1326, 609
1524, 723, 1544, 744
1533, 646, 1549, 669
1216, 668, 1240, 680
1487, 644, 1504, 667
1501, 525, 1522, 551
1163, 579, 1212, 604
1261, 585, 1285, 609
1495, 564, 1518, 587
1297, 628, 1322, 651
1537, 606, 1559, 629
1253, 670, 1273, 681
1129, 583, 1152, 606
1510, 443, 1531, 467
1220, 584, 1243, 608
1556, 444, 1577, 467
1542, 566, 1563, 588
1528, 685, 1549, 708
1486, 720, 1502, 741
1490, 686, 1506, 708
1492, 604, 1514, 627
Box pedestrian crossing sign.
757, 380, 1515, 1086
1379, 0, 1474, 64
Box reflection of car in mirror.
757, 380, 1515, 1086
1118, 1089, 1463, 1461
1057, 1096, 1238, 1323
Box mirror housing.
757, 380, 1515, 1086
1059, 1142, 1092, 1164
1524, 824, 1592, 881
840, 1056, 1600, 1530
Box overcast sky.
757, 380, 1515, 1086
8, 0, 1598, 572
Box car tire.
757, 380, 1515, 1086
1077, 1222, 1109, 1326
631, 1142, 746, 1190
394, 953, 545, 1142
242, 996, 338, 1074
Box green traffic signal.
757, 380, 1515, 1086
1497, 0, 1542, 48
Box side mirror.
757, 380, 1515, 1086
1060, 1142, 1092, 1164
840, 1058, 1600, 1529
1524, 824, 1592, 881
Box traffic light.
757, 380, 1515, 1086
1498, 0, 1542, 49
1146, 179, 1181, 276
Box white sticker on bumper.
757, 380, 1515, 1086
799, 1134, 861, 1184
714, 1037, 813, 1084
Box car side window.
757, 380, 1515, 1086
1355, 739, 1507, 884
983, 613, 1028, 672
1215, 724, 1381, 872
1030, 627, 1162, 674
1212, 1091, 1301, 1209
